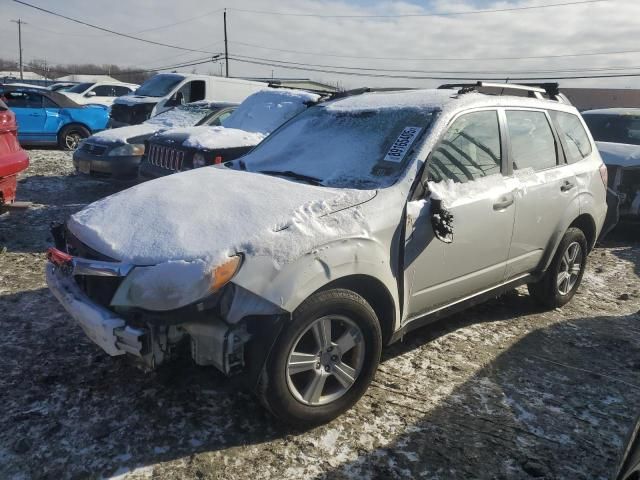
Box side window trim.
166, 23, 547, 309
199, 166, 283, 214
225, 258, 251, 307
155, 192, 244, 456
504, 107, 564, 174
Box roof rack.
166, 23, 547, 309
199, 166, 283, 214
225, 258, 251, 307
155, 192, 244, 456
438, 81, 570, 104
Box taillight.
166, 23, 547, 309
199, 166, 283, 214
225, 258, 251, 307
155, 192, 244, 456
599, 163, 608, 188
0, 110, 13, 128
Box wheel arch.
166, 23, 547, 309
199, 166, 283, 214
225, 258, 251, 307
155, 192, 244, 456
569, 213, 597, 252
58, 121, 91, 137
317, 274, 396, 346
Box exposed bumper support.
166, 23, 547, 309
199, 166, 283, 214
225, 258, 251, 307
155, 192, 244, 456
45, 263, 146, 357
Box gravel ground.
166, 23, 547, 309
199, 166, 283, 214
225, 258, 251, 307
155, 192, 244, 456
1, 150, 639, 480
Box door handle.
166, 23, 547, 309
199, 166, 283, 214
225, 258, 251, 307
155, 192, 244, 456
560, 180, 575, 192
493, 195, 514, 210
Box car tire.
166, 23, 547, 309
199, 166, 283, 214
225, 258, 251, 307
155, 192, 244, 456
257, 288, 382, 428
58, 125, 90, 151
528, 227, 588, 309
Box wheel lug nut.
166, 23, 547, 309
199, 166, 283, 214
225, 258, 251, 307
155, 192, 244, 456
327, 346, 333, 352
331, 355, 337, 361
315, 362, 321, 369
324, 365, 330, 372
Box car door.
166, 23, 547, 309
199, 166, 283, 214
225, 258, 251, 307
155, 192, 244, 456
4, 91, 47, 142
503, 109, 579, 279
404, 108, 516, 318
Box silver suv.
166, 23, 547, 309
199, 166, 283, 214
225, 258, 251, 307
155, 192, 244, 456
46, 83, 607, 426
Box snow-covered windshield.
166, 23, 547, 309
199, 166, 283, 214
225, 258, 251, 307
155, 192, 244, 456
242, 105, 435, 189
145, 103, 214, 128
583, 113, 640, 146
135, 74, 184, 97
67, 82, 94, 94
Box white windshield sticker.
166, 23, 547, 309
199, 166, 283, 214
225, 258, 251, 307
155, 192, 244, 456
383, 126, 422, 163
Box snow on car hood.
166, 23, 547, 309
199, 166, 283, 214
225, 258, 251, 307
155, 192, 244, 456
67, 167, 375, 270
596, 141, 640, 168
178, 126, 266, 149
90, 123, 159, 143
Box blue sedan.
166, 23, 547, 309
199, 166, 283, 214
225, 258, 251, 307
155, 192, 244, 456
1, 86, 109, 150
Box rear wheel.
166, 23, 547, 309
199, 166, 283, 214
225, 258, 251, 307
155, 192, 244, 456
528, 227, 588, 308
58, 125, 90, 150
257, 289, 382, 427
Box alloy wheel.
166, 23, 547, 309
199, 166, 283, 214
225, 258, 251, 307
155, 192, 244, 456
286, 315, 365, 406
65, 132, 82, 150
557, 241, 583, 296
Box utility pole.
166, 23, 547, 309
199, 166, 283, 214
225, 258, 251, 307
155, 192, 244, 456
223, 9, 229, 77
10, 19, 25, 80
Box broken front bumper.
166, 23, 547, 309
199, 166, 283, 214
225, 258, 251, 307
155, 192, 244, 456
45, 263, 145, 357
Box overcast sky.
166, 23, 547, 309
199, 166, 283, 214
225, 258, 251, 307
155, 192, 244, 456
1, 0, 639, 89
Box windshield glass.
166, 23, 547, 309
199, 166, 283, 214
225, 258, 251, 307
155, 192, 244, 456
135, 74, 184, 97
67, 82, 94, 93
583, 113, 640, 145
242, 105, 435, 189
145, 103, 214, 128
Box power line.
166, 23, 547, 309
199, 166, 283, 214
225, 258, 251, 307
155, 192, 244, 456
232, 41, 640, 62
132, 8, 224, 34
229, 55, 640, 81
12, 0, 218, 54
229, 0, 606, 18
231, 53, 640, 76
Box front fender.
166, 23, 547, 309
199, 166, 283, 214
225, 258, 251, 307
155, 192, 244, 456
232, 236, 401, 329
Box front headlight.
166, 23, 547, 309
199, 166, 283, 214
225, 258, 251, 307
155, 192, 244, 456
111, 255, 242, 311
108, 143, 145, 157
193, 152, 207, 168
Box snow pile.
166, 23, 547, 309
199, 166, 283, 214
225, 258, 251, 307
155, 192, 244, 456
68, 167, 373, 268
596, 141, 640, 167
325, 89, 455, 112
180, 126, 265, 150
223, 88, 320, 134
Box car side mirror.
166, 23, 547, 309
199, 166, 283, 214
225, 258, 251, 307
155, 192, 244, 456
85, 91, 96, 98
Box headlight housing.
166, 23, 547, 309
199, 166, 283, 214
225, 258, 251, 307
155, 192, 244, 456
108, 143, 145, 157
192, 152, 207, 168
111, 255, 242, 311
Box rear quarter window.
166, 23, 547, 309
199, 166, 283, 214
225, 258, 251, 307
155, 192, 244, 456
550, 110, 592, 163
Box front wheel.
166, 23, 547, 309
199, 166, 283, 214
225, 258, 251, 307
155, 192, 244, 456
528, 227, 588, 309
58, 125, 90, 151
257, 289, 382, 427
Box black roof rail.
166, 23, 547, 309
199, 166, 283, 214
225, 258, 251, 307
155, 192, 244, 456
438, 81, 569, 104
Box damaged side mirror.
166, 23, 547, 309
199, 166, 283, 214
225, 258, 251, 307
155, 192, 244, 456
430, 197, 454, 244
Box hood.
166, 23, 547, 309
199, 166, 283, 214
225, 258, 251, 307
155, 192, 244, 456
90, 124, 160, 145
180, 126, 265, 150
114, 96, 159, 107
597, 141, 640, 168
67, 167, 375, 269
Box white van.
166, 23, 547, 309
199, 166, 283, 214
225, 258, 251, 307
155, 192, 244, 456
110, 73, 267, 127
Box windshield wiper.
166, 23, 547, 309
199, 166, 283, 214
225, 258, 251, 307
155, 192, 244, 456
258, 170, 323, 185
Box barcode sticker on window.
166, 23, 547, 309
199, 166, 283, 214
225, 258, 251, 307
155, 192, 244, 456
383, 126, 422, 163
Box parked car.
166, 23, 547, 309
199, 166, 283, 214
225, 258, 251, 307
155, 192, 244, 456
46, 84, 607, 426
0, 99, 29, 208
1, 87, 110, 150
138, 88, 320, 180
582, 108, 640, 221
110, 73, 267, 127
73, 101, 237, 180
61, 81, 138, 107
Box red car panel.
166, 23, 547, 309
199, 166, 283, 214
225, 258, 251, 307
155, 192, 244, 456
0, 100, 29, 206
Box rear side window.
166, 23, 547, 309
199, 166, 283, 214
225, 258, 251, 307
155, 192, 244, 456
113, 86, 132, 96
507, 110, 557, 171
4, 91, 42, 108
92, 85, 116, 96
550, 111, 592, 163
427, 110, 502, 183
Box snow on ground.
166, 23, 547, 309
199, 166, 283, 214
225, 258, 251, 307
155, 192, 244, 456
1, 150, 639, 479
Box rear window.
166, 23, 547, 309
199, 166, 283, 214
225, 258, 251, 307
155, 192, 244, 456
549, 111, 592, 163
506, 110, 557, 172
582, 113, 640, 146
